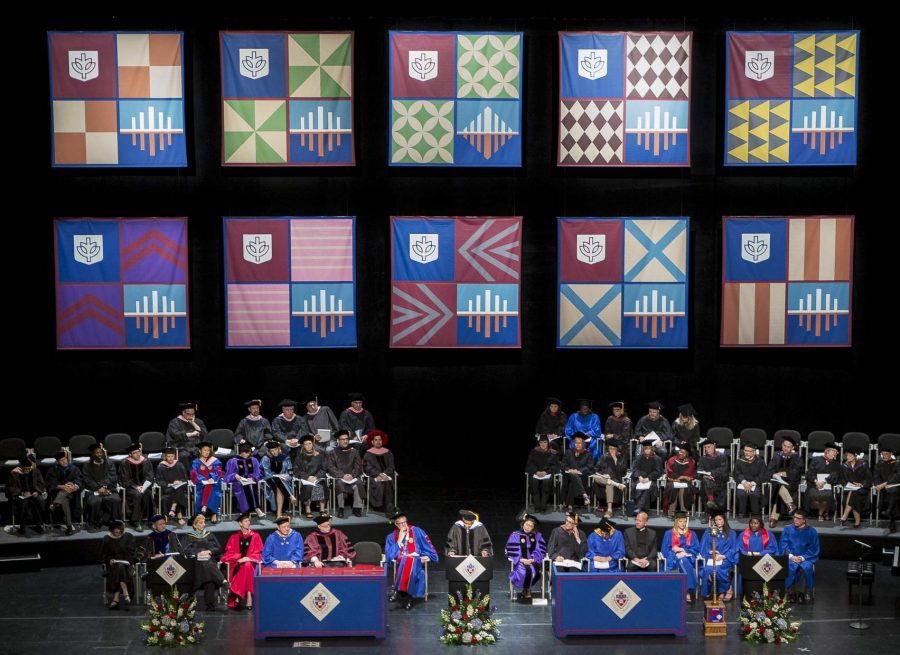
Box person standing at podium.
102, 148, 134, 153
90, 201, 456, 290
148, 514, 173, 557
780, 508, 819, 604
223, 512, 263, 610
446, 509, 493, 598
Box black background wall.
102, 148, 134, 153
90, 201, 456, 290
20, 14, 889, 490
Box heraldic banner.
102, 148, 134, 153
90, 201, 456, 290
558, 218, 689, 349
224, 217, 356, 348
559, 32, 691, 167
48, 31, 187, 168
221, 32, 355, 166
721, 216, 853, 347
55, 218, 189, 349
390, 217, 522, 348
725, 31, 859, 166
389, 31, 522, 167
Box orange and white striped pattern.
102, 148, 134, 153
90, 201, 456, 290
722, 282, 786, 345
788, 216, 852, 281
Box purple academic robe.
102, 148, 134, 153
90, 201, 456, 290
506, 529, 546, 590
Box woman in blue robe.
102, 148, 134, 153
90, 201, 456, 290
699, 511, 739, 600
661, 512, 701, 602
505, 514, 546, 599
586, 518, 625, 572
386, 511, 440, 608
190, 441, 223, 521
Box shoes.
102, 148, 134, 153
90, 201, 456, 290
403, 599, 413, 611
818, 514, 825, 522
337, 508, 345, 519
108, 600, 120, 610
852, 522, 861, 529
123, 596, 131, 611
797, 593, 806, 605
33, 525, 44, 534
135, 522, 144, 532
168, 510, 177, 520
388, 592, 398, 603
65, 526, 75, 536
177, 518, 186, 526
686, 593, 693, 603
353, 508, 362, 518
582, 494, 591, 506
210, 515, 218, 524
604, 511, 612, 519
804, 592, 813, 604
769, 517, 778, 529
840, 519, 847, 528
305, 512, 313, 519
566, 505, 574, 513
721, 589, 733, 602
255, 508, 266, 518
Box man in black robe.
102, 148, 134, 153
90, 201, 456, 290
767, 434, 802, 527
734, 442, 768, 517
82, 443, 122, 529
272, 398, 309, 456
9, 455, 46, 534
339, 393, 376, 453
526, 434, 560, 513
166, 402, 207, 469
326, 430, 363, 518
698, 438, 730, 514
45, 450, 81, 534
546, 511, 587, 572
623, 510, 658, 572
235, 399, 273, 455
304, 395, 340, 451
445, 510, 493, 598
874, 445, 900, 532
633, 401, 672, 459
630, 441, 663, 514
363, 430, 395, 517
119, 443, 155, 530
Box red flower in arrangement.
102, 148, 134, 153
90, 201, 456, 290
767, 592, 773, 599
182, 603, 190, 610
759, 627, 766, 634
159, 630, 167, 637
744, 625, 752, 633
455, 628, 462, 634
472, 637, 478, 644
149, 625, 156, 633
463, 614, 468, 620
168, 612, 176, 619
775, 637, 782, 644
193, 626, 201, 633
766, 610, 774, 618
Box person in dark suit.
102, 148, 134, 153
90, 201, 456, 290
623, 510, 658, 572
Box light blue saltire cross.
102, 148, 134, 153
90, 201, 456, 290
559, 284, 621, 346
624, 220, 686, 282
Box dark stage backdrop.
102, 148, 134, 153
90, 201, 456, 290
20, 14, 889, 490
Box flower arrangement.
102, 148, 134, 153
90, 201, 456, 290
140, 588, 205, 647
739, 583, 801, 644
439, 584, 501, 646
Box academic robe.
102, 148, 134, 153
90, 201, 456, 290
874, 459, 900, 520
767, 451, 803, 515
81, 457, 122, 526
734, 456, 768, 515
156, 459, 189, 515
222, 529, 263, 600
190, 456, 223, 514
661, 528, 700, 591
326, 446, 362, 507
840, 460, 872, 515
630, 454, 664, 511
181, 529, 225, 588
304, 528, 356, 565
8, 466, 46, 527
736, 527, 778, 595
672, 420, 700, 456
664, 455, 696, 510
505, 529, 546, 589
603, 415, 632, 441
780, 524, 819, 590
293, 450, 327, 503
148, 528, 173, 556
804, 456, 841, 514
698, 452, 730, 509
565, 412, 603, 458
261, 453, 294, 507
561, 448, 594, 506
387, 526, 439, 597
546, 526, 587, 565
44, 461, 82, 525
633, 414, 673, 458
526, 446, 560, 510
224, 455, 263, 513
272, 414, 310, 452
101, 531, 136, 592
262, 529, 305, 567
119, 456, 154, 522
165, 416, 207, 466
586, 529, 625, 572
305, 406, 340, 444
445, 521, 493, 557
363, 447, 395, 513
699, 528, 738, 596
339, 407, 375, 437
535, 408, 567, 439
234, 416, 273, 454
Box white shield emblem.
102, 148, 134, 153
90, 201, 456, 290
239, 48, 269, 79
68, 51, 99, 82
158, 556, 186, 586
300, 583, 340, 621
602, 580, 642, 619
455, 555, 486, 584
578, 49, 607, 80
74, 235, 103, 265
745, 50, 775, 81
243, 234, 272, 264
576, 234, 606, 265
741, 233, 770, 263
752, 554, 784, 583
408, 50, 438, 81
409, 233, 439, 264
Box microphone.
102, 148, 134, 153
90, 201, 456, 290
854, 540, 872, 549
172, 531, 188, 557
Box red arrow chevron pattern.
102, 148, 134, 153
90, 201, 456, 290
455, 217, 522, 283
390, 283, 455, 347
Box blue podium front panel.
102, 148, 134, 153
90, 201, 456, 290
254, 567, 387, 639
553, 572, 686, 637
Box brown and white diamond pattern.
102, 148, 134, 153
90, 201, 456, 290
559, 100, 623, 164
626, 33, 690, 100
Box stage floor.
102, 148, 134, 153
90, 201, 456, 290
0, 558, 898, 654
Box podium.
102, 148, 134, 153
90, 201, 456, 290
446, 555, 493, 599
739, 554, 789, 602
146, 555, 196, 600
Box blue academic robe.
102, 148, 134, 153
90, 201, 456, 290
586, 530, 625, 572
191, 457, 223, 514
385, 525, 439, 597
736, 528, 778, 594
262, 529, 305, 567
661, 529, 700, 592
779, 524, 819, 590
261, 453, 295, 507
699, 529, 738, 596
505, 529, 547, 590
565, 413, 603, 459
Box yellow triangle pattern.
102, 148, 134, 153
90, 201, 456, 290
795, 35, 816, 55
728, 100, 791, 164
729, 100, 749, 121
837, 33, 857, 55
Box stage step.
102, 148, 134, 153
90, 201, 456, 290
0, 552, 41, 574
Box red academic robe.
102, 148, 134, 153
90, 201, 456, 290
221, 530, 263, 600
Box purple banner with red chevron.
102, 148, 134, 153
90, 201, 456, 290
55, 218, 189, 349
223, 217, 356, 348
390, 217, 522, 348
